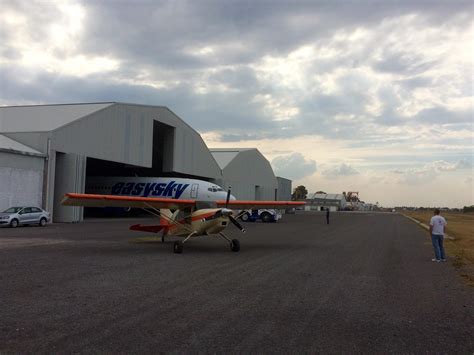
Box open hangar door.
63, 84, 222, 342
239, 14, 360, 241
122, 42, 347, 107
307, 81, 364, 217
84, 121, 175, 217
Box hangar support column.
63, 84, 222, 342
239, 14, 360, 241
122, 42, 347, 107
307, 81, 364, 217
53, 152, 86, 222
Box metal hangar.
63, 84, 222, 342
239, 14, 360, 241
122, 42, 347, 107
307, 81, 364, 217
0, 103, 292, 222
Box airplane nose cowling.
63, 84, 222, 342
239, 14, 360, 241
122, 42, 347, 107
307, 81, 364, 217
221, 208, 233, 216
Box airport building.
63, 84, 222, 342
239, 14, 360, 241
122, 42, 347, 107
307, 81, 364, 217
210, 148, 291, 201
0, 135, 46, 210
304, 193, 347, 211
0, 103, 291, 222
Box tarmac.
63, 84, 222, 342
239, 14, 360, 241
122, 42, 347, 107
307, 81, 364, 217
0, 212, 473, 353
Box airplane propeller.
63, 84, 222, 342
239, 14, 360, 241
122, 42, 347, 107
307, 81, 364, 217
225, 186, 232, 208
229, 214, 245, 232
202, 206, 246, 233
224, 186, 245, 232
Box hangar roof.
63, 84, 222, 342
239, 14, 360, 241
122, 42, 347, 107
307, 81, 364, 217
307, 193, 345, 201
209, 148, 254, 169
0, 103, 114, 133
0, 134, 44, 156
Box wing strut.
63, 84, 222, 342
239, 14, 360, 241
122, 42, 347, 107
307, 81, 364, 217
141, 202, 195, 234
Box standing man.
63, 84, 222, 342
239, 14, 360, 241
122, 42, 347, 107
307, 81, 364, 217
326, 207, 330, 225
429, 208, 447, 262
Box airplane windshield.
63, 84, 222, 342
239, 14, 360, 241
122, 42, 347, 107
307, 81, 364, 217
208, 186, 225, 192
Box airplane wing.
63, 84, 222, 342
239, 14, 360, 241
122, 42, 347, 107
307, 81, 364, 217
61, 193, 196, 209
216, 200, 305, 210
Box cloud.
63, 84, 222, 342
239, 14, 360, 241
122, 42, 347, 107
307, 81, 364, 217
321, 163, 359, 177
389, 159, 473, 185
455, 159, 473, 170
271, 153, 317, 180
1, 0, 473, 207
1, 2, 472, 147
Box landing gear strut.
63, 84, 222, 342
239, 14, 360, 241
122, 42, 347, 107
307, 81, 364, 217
173, 231, 197, 254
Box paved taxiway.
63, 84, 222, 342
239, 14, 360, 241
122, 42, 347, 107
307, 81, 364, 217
1, 212, 473, 353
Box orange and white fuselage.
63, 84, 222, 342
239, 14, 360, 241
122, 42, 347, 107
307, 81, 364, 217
161, 208, 232, 237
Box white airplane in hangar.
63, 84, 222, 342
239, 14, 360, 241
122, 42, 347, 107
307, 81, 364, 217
62, 189, 305, 254
86, 176, 235, 201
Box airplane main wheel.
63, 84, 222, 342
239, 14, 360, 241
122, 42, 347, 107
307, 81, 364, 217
230, 239, 240, 252
173, 241, 184, 254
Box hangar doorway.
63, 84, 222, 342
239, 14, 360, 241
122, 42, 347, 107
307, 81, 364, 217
86, 121, 175, 178
83, 121, 175, 217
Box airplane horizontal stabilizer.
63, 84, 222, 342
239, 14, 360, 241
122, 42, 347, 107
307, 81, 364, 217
129, 224, 168, 233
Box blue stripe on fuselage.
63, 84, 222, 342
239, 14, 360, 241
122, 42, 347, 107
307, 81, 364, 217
110, 181, 189, 198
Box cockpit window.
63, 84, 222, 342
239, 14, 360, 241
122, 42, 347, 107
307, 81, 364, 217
207, 186, 225, 193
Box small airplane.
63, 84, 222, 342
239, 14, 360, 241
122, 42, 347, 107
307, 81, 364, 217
86, 176, 234, 201
62, 189, 305, 254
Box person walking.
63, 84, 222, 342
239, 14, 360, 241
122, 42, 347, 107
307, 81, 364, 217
429, 208, 447, 262
326, 207, 330, 225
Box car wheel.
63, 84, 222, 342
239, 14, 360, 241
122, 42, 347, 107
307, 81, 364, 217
241, 213, 250, 222
39, 218, 47, 227
10, 219, 19, 228
261, 213, 273, 223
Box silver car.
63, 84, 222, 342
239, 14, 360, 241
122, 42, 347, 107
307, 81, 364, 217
0, 207, 51, 228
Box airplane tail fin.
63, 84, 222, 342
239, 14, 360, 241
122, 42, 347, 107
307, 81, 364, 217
129, 208, 174, 234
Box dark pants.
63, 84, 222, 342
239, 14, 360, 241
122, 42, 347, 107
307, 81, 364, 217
326, 215, 329, 224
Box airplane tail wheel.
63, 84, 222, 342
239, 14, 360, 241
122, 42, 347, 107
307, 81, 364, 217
230, 239, 240, 252
173, 241, 184, 254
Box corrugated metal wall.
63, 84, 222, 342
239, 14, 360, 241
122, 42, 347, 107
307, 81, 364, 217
221, 149, 278, 200
277, 177, 292, 201
51, 105, 154, 167
0, 152, 44, 211
53, 152, 86, 222
50, 104, 221, 180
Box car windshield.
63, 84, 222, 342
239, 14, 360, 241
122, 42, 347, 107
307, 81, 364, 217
2, 207, 23, 213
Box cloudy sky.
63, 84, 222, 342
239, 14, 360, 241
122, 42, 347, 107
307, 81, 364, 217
1, 0, 473, 207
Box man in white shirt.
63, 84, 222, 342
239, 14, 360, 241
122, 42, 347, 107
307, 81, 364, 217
429, 209, 447, 262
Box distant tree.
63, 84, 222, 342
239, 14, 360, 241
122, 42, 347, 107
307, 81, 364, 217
316, 190, 326, 194
463, 205, 474, 213
292, 185, 308, 200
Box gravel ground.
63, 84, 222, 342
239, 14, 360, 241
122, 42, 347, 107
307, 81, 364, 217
0, 212, 473, 353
